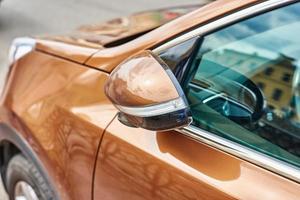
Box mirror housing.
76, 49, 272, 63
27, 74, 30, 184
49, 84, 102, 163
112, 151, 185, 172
105, 50, 192, 131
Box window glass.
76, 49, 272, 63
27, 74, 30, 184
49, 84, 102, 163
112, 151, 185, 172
184, 3, 300, 167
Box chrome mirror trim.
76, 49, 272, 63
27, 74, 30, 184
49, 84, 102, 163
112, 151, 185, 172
105, 50, 192, 131
115, 97, 187, 117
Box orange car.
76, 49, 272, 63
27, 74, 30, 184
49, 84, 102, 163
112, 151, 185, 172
0, 0, 300, 199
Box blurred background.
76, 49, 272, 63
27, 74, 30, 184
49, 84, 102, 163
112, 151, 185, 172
0, 0, 209, 199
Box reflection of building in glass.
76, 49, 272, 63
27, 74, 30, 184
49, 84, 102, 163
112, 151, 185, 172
206, 49, 296, 111
253, 55, 295, 110
205, 49, 300, 157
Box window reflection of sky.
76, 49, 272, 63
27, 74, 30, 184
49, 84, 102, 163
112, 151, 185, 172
201, 3, 300, 64
219, 21, 300, 61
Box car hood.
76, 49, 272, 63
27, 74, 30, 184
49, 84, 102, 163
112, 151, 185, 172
38, 5, 200, 49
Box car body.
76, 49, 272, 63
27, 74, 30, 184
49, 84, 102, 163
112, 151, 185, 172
0, 0, 300, 200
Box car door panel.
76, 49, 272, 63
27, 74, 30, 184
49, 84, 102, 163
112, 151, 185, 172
94, 118, 300, 200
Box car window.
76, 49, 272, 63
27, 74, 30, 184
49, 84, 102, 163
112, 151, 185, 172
183, 3, 300, 167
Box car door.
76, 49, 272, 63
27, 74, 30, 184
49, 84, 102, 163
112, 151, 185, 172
93, 1, 300, 199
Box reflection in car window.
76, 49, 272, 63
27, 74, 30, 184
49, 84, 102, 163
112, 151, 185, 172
184, 3, 300, 167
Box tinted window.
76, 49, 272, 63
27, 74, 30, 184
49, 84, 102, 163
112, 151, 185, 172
184, 3, 300, 167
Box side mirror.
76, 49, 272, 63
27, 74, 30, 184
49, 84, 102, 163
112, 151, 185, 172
105, 50, 192, 131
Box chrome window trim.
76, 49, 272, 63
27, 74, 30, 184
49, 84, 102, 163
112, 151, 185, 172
179, 126, 300, 183
154, 0, 300, 182
153, 0, 295, 54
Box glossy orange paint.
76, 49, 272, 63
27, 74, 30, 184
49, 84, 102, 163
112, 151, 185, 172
85, 0, 258, 72
0, 0, 299, 200
1, 51, 118, 200
35, 39, 99, 64
105, 51, 178, 107
35, 5, 201, 63
94, 118, 300, 200
50, 5, 200, 48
